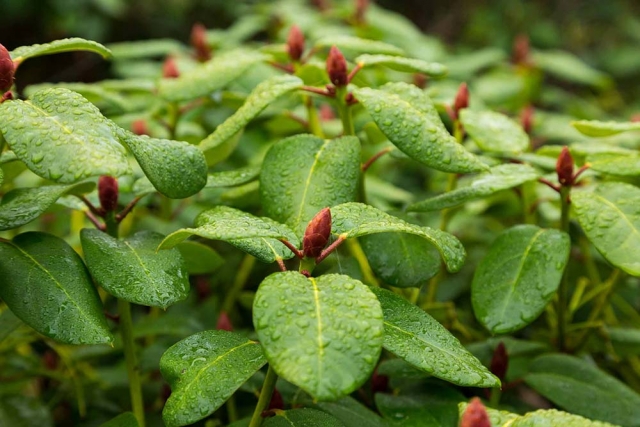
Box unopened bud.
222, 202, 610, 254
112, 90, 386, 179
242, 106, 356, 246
311, 0, 330, 11
453, 82, 469, 116
327, 46, 348, 87
0, 44, 15, 92
131, 119, 150, 136
521, 105, 534, 135
354, 0, 369, 24
268, 388, 284, 411
98, 176, 119, 212
162, 56, 180, 79
413, 73, 427, 89
190, 23, 211, 62
303, 207, 331, 258
490, 342, 508, 382
556, 146, 574, 186
512, 34, 530, 65
287, 25, 305, 62
371, 369, 389, 394
216, 311, 233, 332
461, 398, 491, 427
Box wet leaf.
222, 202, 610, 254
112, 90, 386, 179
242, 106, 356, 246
572, 120, 640, 137
11, 38, 111, 63
312, 397, 386, 427
587, 153, 640, 176
263, 408, 345, 427
355, 54, 448, 77
459, 110, 529, 154
100, 412, 139, 427
511, 409, 617, 427
375, 391, 459, 427
176, 241, 224, 275
206, 165, 261, 188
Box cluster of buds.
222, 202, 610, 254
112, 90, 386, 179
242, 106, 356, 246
460, 398, 491, 427
0, 43, 15, 101
190, 23, 212, 62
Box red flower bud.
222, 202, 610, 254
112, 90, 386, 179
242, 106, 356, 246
512, 34, 530, 65
453, 82, 469, 116
490, 341, 508, 382
461, 397, 491, 427
216, 311, 234, 332
287, 25, 305, 62
303, 207, 332, 258
98, 176, 119, 213
267, 388, 284, 411
162, 56, 180, 79
413, 73, 427, 89
0, 44, 15, 92
354, 0, 369, 24
327, 46, 348, 87
521, 105, 534, 135
556, 146, 575, 186
131, 119, 150, 136
190, 23, 211, 62
371, 369, 390, 394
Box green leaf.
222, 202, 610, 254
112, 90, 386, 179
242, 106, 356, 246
159, 205, 300, 263
533, 50, 610, 87
313, 397, 387, 427
315, 35, 404, 56
206, 165, 261, 188
355, 54, 448, 77
107, 39, 185, 59
116, 130, 207, 199
471, 225, 570, 334
459, 110, 529, 154
525, 354, 640, 426
263, 409, 345, 427
511, 409, 618, 427
354, 83, 488, 173
361, 232, 440, 288
0, 232, 113, 345
331, 203, 466, 273
253, 272, 383, 401
370, 287, 499, 388
606, 327, 640, 358
81, 229, 190, 309
0, 88, 131, 183
158, 50, 268, 102
176, 241, 224, 275
10, 38, 111, 63
161, 330, 266, 427
261, 134, 361, 235
0, 182, 95, 231
572, 120, 640, 137
587, 153, 640, 176
0, 309, 23, 343
458, 402, 519, 427
100, 412, 139, 427
408, 164, 540, 212
0, 395, 53, 427
375, 392, 459, 427
572, 183, 640, 275
200, 75, 303, 154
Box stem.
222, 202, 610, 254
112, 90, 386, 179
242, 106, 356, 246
304, 95, 324, 138
557, 187, 571, 351
248, 365, 278, 427
222, 254, 256, 313
337, 87, 355, 136
299, 257, 316, 274
521, 181, 536, 224
346, 239, 379, 286
489, 388, 502, 408
362, 147, 392, 172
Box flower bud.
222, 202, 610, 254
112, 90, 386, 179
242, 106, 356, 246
327, 46, 348, 87
371, 369, 389, 394
413, 73, 427, 89
490, 341, 508, 382
0, 44, 15, 92
453, 82, 469, 116
162, 56, 180, 79
556, 146, 575, 186
98, 176, 119, 213
287, 25, 305, 62
461, 398, 491, 427
311, 0, 330, 11
268, 388, 284, 411
216, 311, 234, 332
303, 207, 332, 258
521, 105, 534, 135
512, 34, 530, 65
190, 23, 211, 62
131, 119, 150, 136
354, 0, 369, 24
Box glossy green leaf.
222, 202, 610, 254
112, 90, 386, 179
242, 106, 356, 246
159, 205, 300, 263
511, 409, 617, 427
315, 35, 404, 56
587, 153, 640, 176
200, 75, 303, 153
0, 395, 53, 427
371, 287, 499, 388
81, 229, 189, 309
459, 110, 529, 154
11, 38, 111, 63
0, 181, 95, 231
206, 165, 261, 188
354, 83, 488, 173
176, 241, 224, 275
158, 50, 268, 102
331, 203, 466, 273
572, 183, 640, 275
572, 120, 640, 137
525, 354, 640, 426
472, 225, 570, 334
161, 330, 266, 427
458, 402, 519, 427
100, 412, 139, 427
533, 50, 610, 87
361, 232, 440, 288
0, 88, 131, 183
116, 130, 207, 199
0, 232, 113, 345
253, 272, 383, 401
375, 392, 459, 427
408, 164, 540, 212
355, 54, 448, 77
313, 397, 386, 427
261, 134, 360, 235
107, 39, 185, 59
263, 409, 345, 427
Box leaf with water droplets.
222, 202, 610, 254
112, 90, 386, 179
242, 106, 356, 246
161, 330, 266, 427
200, 75, 303, 154
375, 390, 460, 426
0, 88, 131, 183
587, 153, 640, 176
371, 287, 499, 388
572, 183, 640, 276
315, 36, 404, 56
331, 203, 465, 273
10, 38, 111, 63
158, 205, 300, 263
0, 232, 113, 345
206, 165, 261, 188
471, 225, 570, 334
158, 50, 269, 102
459, 110, 529, 154
408, 163, 540, 212
354, 83, 488, 173
355, 54, 448, 77
100, 412, 139, 427
525, 354, 640, 426
511, 409, 617, 427
81, 229, 190, 309
253, 272, 383, 401
261, 134, 361, 235
311, 397, 386, 427
572, 120, 640, 137
176, 241, 224, 275
263, 408, 345, 427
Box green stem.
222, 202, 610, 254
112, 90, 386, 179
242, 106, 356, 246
521, 181, 536, 224
346, 239, 379, 286
248, 365, 278, 427
557, 187, 571, 352
222, 254, 256, 313
336, 87, 354, 136
299, 257, 316, 274
489, 388, 502, 408
305, 95, 324, 138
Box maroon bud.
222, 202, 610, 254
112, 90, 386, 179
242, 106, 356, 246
162, 56, 180, 79
196, 276, 211, 300
556, 146, 575, 186
1, 91, 12, 103
345, 92, 357, 105
42, 350, 59, 371
371, 369, 389, 394
512, 34, 530, 65
490, 342, 508, 382
413, 73, 427, 89
160, 383, 172, 403
98, 176, 119, 213
287, 25, 305, 62
327, 46, 348, 87
319, 104, 335, 121
303, 207, 332, 258
354, 0, 369, 24
267, 388, 284, 411
131, 119, 149, 136
453, 82, 469, 117
521, 105, 535, 135
216, 311, 234, 332
461, 398, 491, 427
0, 44, 14, 92
190, 23, 211, 62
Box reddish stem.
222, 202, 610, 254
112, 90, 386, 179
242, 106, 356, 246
347, 63, 363, 83
301, 85, 335, 98
116, 195, 144, 222
276, 259, 287, 272
278, 239, 304, 259
316, 235, 346, 264
362, 147, 393, 172
538, 177, 561, 193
